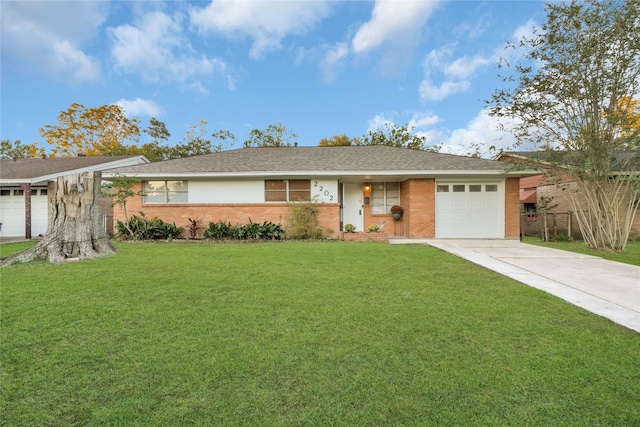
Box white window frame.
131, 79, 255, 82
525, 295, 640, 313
371, 182, 400, 214
143, 180, 188, 204
265, 180, 311, 202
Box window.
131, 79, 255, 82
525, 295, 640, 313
143, 181, 188, 203
371, 182, 400, 214
265, 180, 310, 202
485, 184, 498, 192
0, 189, 10, 196
437, 185, 449, 192
469, 185, 482, 192
452, 185, 465, 192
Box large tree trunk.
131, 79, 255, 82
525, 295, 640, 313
1, 171, 115, 266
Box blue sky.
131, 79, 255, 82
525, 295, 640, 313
1, 0, 544, 156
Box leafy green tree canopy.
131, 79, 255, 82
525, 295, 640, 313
489, 0, 640, 251
243, 123, 297, 147
0, 140, 45, 159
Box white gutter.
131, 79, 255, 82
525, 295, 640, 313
103, 169, 538, 179
1, 156, 149, 185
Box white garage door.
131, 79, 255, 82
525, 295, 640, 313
435, 182, 504, 238
0, 188, 48, 238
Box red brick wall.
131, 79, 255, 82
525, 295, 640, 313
342, 232, 389, 242
505, 177, 521, 239
114, 182, 341, 238
402, 179, 435, 238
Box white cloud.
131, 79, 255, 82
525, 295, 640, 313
419, 79, 470, 101
366, 114, 395, 132
351, 0, 441, 74
408, 111, 440, 129
190, 1, 333, 60
108, 11, 234, 92
319, 42, 349, 84
437, 109, 518, 157
419, 19, 537, 102
0, 1, 105, 83
351, 0, 439, 54
115, 98, 165, 118
445, 55, 493, 80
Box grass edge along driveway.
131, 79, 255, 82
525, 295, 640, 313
2, 241, 639, 426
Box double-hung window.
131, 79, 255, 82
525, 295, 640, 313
265, 180, 310, 202
143, 180, 188, 203
371, 182, 400, 214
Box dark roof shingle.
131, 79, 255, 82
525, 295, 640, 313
108, 146, 508, 175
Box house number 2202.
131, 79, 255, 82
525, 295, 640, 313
313, 181, 335, 201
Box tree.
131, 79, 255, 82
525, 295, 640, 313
102, 175, 143, 239
318, 134, 360, 146
243, 123, 297, 147
0, 140, 45, 159
167, 120, 234, 159
1, 172, 115, 266
359, 122, 428, 151
489, 0, 640, 252
40, 103, 140, 157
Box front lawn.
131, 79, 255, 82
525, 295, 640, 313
523, 236, 640, 266
2, 242, 639, 425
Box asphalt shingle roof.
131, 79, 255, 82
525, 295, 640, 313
108, 146, 509, 175
0, 156, 143, 181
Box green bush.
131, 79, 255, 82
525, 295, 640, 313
203, 220, 234, 240
287, 200, 324, 240
115, 213, 182, 241
203, 219, 284, 241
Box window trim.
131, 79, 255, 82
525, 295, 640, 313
371, 182, 400, 214
143, 180, 188, 204
265, 179, 311, 202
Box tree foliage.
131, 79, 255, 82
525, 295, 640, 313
318, 124, 433, 151
489, 0, 640, 251
0, 140, 45, 159
40, 103, 140, 157
319, 134, 360, 146
359, 123, 428, 151
243, 123, 297, 147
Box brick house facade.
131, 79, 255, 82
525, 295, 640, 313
107, 146, 528, 240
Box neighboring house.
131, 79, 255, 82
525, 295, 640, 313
104, 146, 535, 240
497, 151, 640, 239
0, 155, 149, 239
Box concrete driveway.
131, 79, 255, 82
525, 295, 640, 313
390, 239, 640, 333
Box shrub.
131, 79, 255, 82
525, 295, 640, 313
203, 220, 234, 240
115, 213, 182, 241
204, 219, 285, 241
344, 224, 356, 233
287, 200, 324, 240
187, 217, 202, 240
367, 223, 379, 233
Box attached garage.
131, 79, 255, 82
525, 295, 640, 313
0, 155, 149, 239
0, 187, 48, 237
435, 181, 505, 238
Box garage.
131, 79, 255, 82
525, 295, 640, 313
0, 188, 48, 237
435, 182, 504, 238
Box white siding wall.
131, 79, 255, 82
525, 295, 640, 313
189, 180, 265, 203
186, 179, 340, 204
311, 180, 338, 203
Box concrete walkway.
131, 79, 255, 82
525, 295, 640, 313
390, 238, 640, 333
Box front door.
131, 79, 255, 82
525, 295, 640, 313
342, 183, 363, 232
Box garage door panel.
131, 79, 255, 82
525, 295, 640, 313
435, 182, 504, 239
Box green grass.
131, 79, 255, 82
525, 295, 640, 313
523, 236, 640, 266
0, 241, 37, 258
2, 241, 639, 426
